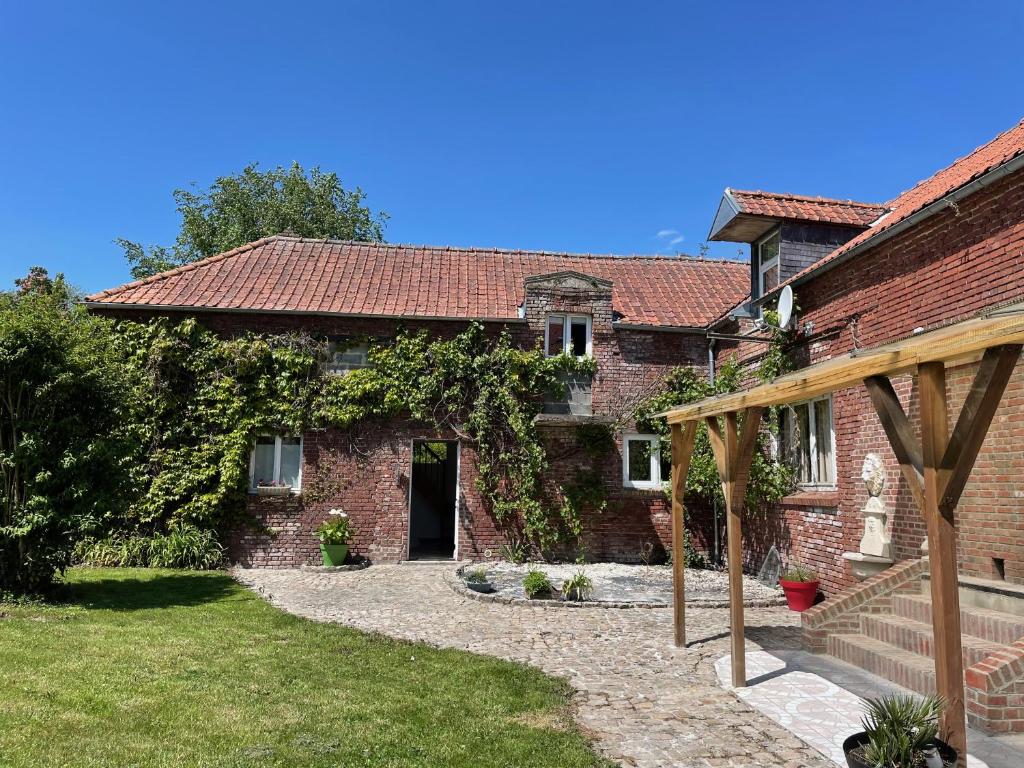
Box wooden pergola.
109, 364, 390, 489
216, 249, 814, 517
662, 301, 1024, 757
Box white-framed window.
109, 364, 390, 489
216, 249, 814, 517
756, 229, 781, 299
545, 314, 592, 357
325, 342, 370, 375
622, 433, 671, 490
249, 435, 303, 491
780, 395, 835, 488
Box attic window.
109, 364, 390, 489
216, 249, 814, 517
756, 230, 780, 298
325, 342, 370, 375
545, 314, 591, 357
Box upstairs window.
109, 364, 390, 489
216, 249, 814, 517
780, 396, 835, 488
622, 433, 671, 490
250, 435, 302, 491
545, 314, 591, 357
325, 342, 370, 375
756, 230, 780, 298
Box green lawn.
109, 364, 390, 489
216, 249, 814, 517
0, 568, 611, 768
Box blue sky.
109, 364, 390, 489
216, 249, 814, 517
2, 1, 1023, 295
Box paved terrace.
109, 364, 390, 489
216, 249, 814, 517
235, 563, 827, 768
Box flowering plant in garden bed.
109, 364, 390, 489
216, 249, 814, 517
316, 511, 353, 566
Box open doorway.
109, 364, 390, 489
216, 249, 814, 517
408, 440, 458, 560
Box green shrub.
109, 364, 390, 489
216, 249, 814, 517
561, 570, 593, 602
0, 279, 139, 594
76, 525, 224, 570
523, 569, 553, 599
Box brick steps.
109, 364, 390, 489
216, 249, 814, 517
892, 594, 1024, 645
829, 633, 937, 695
859, 614, 1003, 667
825, 591, 1024, 701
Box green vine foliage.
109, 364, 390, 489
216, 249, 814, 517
116, 320, 594, 551
634, 355, 794, 513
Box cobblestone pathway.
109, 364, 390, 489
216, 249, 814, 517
234, 564, 830, 768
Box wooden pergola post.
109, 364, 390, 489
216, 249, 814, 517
864, 344, 1021, 758
705, 407, 763, 687
670, 421, 697, 647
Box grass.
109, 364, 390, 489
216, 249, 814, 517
0, 568, 612, 768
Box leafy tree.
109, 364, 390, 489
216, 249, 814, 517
0, 275, 139, 593
118, 163, 387, 279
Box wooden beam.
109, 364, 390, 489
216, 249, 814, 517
662, 302, 1024, 423
919, 361, 966, 759
704, 409, 763, 688
671, 421, 698, 648
864, 375, 926, 511
940, 345, 1022, 508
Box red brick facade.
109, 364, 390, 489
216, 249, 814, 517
102, 270, 709, 567
724, 164, 1024, 595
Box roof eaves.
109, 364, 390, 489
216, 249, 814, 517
755, 148, 1024, 306
85, 235, 283, 302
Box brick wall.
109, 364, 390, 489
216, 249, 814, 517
101, 270, 711, 567
730, 166, 1024, 594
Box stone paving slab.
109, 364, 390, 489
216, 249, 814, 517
234, 564, 832, 768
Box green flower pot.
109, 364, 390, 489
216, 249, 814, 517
320, 543, 349, 567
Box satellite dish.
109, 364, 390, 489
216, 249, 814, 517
777, 285, 794, 330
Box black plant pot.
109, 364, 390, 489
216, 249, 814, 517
842, 731, 958, 768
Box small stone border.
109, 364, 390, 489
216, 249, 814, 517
445, 565, 786, 610
300, 561, 370, 573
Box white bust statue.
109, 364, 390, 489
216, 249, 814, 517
859, 453, 892, 558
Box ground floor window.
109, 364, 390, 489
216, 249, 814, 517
622, 433, 670, 489
250, 435, 302, 491
780, 395, 835, 487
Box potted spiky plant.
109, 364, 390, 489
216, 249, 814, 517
779, 562, 819, 611
316, 510, 353, 567
843, 694, 957, 768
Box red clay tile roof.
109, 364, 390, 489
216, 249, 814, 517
87, 236, 750, 329
729, 189, 888, 228
777, 118, 1024, 292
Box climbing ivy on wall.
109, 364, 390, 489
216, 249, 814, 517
113, 319, 595, 551
633, 340, 795, 513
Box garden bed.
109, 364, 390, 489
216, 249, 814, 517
450, 561, 784, 608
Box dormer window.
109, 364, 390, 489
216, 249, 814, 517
545, 314, 591, 357
756, 230, 780, 299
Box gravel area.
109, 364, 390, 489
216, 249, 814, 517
463, 561, 784, 607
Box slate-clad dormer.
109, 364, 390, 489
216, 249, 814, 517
708, 188, 888, 313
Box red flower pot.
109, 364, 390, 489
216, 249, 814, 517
780, 578, 819, 611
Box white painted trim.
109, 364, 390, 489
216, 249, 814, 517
622, 432, 666, 490
544, 313, 593, 357
248, 434, 303, 492
781, 395, 836, 490
756, 229, 781, 300
452, 441, 461, 560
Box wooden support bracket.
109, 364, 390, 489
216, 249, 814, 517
670, 421, 697, 648
705, 407, 763, 688
863, 344, 1021, 759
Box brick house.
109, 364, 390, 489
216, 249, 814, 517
87, 240, 747, 566
703, 118, 1024, 732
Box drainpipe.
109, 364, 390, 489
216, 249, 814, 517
707, 338, 721, 565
